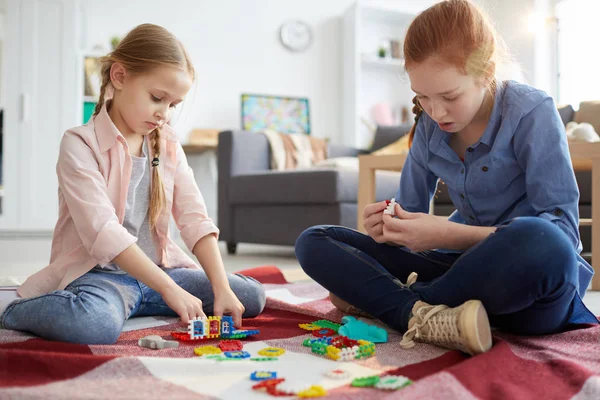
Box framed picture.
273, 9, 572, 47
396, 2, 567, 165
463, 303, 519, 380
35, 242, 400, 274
84, 56, 102, 98
241, 94, 310, 134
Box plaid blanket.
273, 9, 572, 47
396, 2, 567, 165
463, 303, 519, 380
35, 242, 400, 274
1, 265, 599, 399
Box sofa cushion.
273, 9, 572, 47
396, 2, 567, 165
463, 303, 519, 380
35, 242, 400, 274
369, 125, 412, 152
557, 104, 575, 126
229, 168, 400, 205
575, 101, 600, 134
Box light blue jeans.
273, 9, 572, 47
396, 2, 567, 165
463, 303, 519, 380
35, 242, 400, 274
0, 268, 266, 344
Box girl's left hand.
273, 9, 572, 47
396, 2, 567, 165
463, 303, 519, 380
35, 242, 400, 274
213, 287, 245, 328
382, 203, 452, 252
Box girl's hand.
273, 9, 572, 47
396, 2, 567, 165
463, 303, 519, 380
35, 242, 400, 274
382, 203, 451, 252
362, 201, 389, 243
213, 287, 245, 328
160, 284, 207, 326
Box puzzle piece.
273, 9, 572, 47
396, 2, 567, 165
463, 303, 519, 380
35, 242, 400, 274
339, 316, 388, 343
383, 198, 396, 215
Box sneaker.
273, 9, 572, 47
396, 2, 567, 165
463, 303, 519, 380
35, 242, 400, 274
400, 299, 492, 356
329, 293, 373, 319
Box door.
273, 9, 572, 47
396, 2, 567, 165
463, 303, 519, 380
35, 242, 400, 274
0, 0, 79, 231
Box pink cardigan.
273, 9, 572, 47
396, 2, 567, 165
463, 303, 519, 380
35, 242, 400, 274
18, 104, 219, 298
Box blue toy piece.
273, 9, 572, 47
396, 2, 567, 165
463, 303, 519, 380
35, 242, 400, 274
250, 371, 277, 381
224, 350, 251, 359
338, 316, 388, 343
220, 316, 234, 337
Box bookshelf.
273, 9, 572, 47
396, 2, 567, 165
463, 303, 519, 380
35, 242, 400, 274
342, 2, 416, 149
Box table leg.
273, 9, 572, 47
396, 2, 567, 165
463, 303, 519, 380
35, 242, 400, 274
357, 164, 376, 233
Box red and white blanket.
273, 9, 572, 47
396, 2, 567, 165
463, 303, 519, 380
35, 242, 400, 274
1, 265, 599, 399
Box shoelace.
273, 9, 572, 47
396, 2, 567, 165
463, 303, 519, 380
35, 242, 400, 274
398, 271, 418, 289
400, 303, 463, 350
406, 272, 418, 287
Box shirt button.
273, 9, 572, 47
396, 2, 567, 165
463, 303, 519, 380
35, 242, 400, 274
461, 168, 465, 174
482, 166, 489, 172
467, 148, 474, 152
553, 209, 564, 217
460, 193, 465, 199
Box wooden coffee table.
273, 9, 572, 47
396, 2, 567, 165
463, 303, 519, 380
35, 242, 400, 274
357, 142, 600, 291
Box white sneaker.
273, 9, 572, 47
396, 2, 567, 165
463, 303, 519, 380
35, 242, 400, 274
400, 299, 492, 356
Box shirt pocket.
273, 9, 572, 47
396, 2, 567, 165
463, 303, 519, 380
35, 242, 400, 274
468, 152, 522, 197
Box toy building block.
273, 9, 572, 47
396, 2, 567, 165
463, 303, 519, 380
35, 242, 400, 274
338, 316, 388, 343
193, 345, 222, 356
303, 335, 375, 361
297, 385, 327, 398
299, 323, 321, 331
258, 347, 286, 357
250, 371, 278, 381
351, 375, 381, 388
224, 350, 251, 359
174, 315, 259, 341
252, 378, 287, 396
312, 328, 337, 338
138, 335, 179, 350
311, 320, 342, 332
219, 316, 234, 337
228, 329, 260, 339
374, 375, 413, 390
218, 339, 243, 352
383, 198, 396, 215
206, 316, 222, 338
189, 317, 209, 339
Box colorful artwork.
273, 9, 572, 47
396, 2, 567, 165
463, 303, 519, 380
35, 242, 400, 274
241, 94, 310, 134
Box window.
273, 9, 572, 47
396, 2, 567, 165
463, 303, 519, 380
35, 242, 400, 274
556, 0, 600, 105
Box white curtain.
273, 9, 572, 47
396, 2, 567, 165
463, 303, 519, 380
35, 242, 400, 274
556, 0, 600, 106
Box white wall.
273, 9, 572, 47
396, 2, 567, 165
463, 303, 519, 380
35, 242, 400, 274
481, 0, 559, 98
0, 12, 4, 108
481, 0, 535, 84
80, 0, 356, 143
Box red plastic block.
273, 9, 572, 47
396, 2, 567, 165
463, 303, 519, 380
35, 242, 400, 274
219, 340, 243, 351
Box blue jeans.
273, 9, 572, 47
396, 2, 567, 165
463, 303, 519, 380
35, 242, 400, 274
1, 268, 266, 344
296, 217, 598, 335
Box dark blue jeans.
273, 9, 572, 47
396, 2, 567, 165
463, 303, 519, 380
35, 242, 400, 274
296, 217, 596, 335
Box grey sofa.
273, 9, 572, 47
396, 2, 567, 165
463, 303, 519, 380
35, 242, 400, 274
218, 109, 593, 254
217, 126, 410, 254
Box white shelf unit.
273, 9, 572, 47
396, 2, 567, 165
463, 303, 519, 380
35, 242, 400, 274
342, 3, 416, 149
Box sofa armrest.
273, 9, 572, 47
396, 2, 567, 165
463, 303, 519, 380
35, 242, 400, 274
218, 130, 271, 242
328, 143, 367, 158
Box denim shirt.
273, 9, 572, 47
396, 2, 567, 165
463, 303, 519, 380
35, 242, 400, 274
396, 80, 594, 305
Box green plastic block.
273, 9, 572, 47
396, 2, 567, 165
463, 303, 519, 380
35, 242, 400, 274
351, 375, 380, 387
312, 319, 341, 332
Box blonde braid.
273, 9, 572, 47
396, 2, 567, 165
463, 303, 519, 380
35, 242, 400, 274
149, 127, 166, 229
92, 62, 112, 116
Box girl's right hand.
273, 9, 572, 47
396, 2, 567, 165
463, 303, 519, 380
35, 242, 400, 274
362, 201, 389, 243
160, 284, 207, 325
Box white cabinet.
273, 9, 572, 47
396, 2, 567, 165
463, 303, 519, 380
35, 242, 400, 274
342, 2, 418, 150
0, 0, 79, 231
